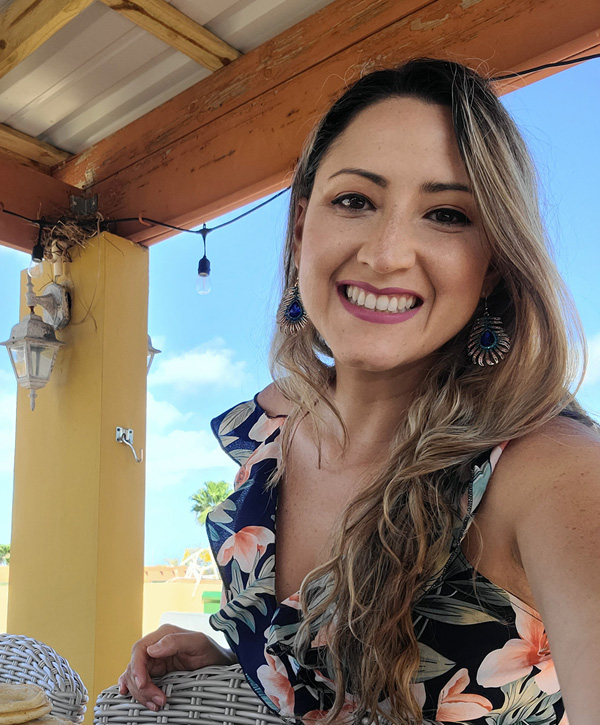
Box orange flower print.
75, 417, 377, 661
281, 591, 301, 609
217, 526, 275, 572
302, 702, 355, 724
477, 596, 560, 694
234, 464, 250, 488
436, 669, 493, 722
248, 413, 286, 443
310, 625, 330, 648
234, 440, 281, 490
256, 652, 295, 716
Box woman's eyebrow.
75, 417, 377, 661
328, 168, 387, 186
421, 180, 472, 194
327, 170, 472, 195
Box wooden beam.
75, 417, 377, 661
0, 0, 94, 80
53, 0, 600, 245
0, 146, 51, 175
54, 0, 432, 190
98, 0, 240, 71
0, 157, 78, 252
0, 124, 72, 168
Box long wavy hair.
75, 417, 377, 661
269, 58, 590, 724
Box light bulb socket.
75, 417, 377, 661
31, 242, 45, 264
198, 255, 211, 276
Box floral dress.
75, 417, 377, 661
206, 397, 567, 725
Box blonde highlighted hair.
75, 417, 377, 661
269, 58, 591, 724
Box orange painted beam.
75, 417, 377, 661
54, 0, 433, 192
0, 157, 78, 252
55, 0, 600, 244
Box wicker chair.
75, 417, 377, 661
94, 665, 285, 725
0, 634, 88, 723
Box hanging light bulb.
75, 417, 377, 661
196, 225, 212, 295
27, 259, 44, 279
196, 256, 211, 294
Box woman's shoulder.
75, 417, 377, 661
491, 412, 600, 520
256, 382, 294, 418
500, 413, 600, 474
492, 414, 600, 686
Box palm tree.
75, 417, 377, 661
0, 545, 10, 565
190, 480, 232, 524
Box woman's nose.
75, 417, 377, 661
355, 216, 417, 274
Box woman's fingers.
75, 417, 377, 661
130, 660, 167, 710
146, 631, 204, 662
119, 626, 185, 709
119, 663, 166, 711
117, 674, 129, 696
119, 626, 235, 710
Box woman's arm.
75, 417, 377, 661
118, 624, 237, 710
508, 418, 600, 725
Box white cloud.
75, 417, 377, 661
145, 382, 238, 492
145, 428, 237, 491
582, 332, 600, 387
147, 391, 191, 431
148, 340, 247, 391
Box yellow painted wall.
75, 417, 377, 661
0, 567, 222, 641
7, 234, 148, 722
142, 579, 222, 635
0, 567, 7, 633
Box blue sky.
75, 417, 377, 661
1, 59, 599, 564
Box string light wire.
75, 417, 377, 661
0, 187, 289, 240
490, 52, 600, 82
104, 187, 290, 238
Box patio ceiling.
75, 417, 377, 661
0, 0, 335, 157
0, 0, 599, 252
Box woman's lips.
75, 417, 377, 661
337, 284, 422, 325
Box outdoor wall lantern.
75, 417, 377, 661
1, 274, 70, 411
147, 334, 161, 373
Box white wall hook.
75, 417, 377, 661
116, 427, 143, 463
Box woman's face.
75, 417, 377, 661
294, 97, 494, 375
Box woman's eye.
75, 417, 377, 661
332, 194, 374, 211
429, 208, 472, 226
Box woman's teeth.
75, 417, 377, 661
344, 285, 418, 313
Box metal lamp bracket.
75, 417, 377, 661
26, 282, 71, 330
116, 427, 144, 463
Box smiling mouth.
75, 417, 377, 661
344, 285, 422, 314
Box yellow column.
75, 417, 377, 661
7, 233, 148, 720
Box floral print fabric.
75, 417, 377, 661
206, 397, 566, 724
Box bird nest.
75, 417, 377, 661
39, 215, 103, 262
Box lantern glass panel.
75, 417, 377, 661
29, 344, 56, 380
9, 344, 27, 379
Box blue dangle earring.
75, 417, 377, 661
467, 298, 511, 366
277, 280, 308, 335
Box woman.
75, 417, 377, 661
119, 59, 600, 724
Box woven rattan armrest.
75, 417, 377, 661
94, 665, 285, 725
0, 634, 88, 723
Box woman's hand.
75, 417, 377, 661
118, 624, 237, 710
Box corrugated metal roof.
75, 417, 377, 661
0, 0, 336, 154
